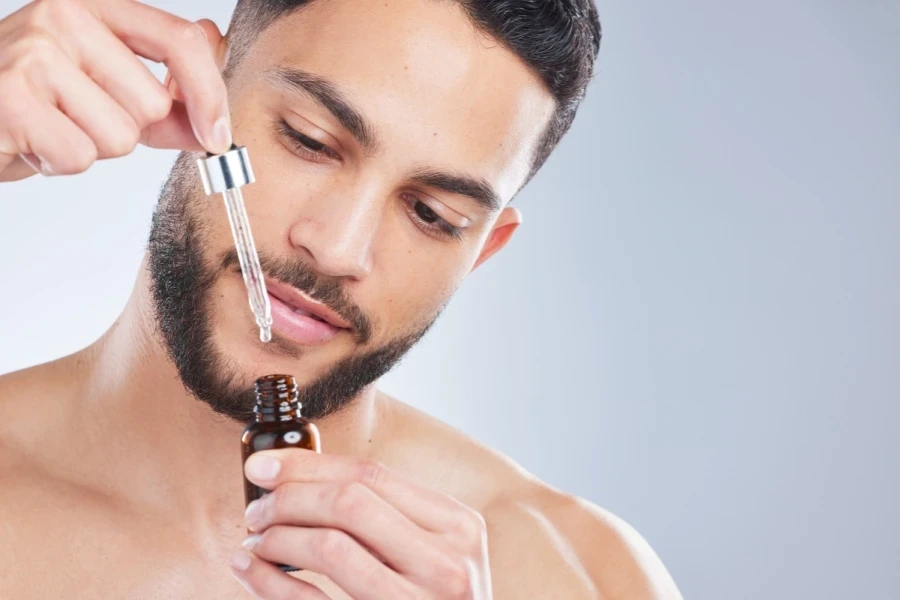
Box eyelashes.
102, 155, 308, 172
275, 118, 464, 241
277, 119, 340, 161
401, 193, 463, 240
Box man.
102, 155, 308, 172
0, 0, 683, 598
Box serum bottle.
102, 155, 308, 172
241, 374, 321, 571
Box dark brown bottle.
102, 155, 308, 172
241, 374, 320, 572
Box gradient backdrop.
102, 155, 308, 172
1, 1, 898, 598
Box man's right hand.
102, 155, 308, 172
0, 0, 232, 182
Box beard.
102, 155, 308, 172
147, 151, 440, 423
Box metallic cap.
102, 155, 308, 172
196, 144, 255, 195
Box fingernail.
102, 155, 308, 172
244, 498, 266, 528
230, 549, 252, 571
36, 154, 54, 176
245, 455, 281, 482
211, 116, 232, 153
242, 534, 262, 551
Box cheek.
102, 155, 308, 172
373, 250, 469, 328
192, 195, 244, 266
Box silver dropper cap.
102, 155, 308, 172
197, 144, 255, 193
195, 144, 272, 343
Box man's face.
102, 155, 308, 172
148, 0, 555, 422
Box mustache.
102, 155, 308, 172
220, 249, 372, 344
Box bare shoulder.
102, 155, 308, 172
0, 359, 100, 554
0, 362, 162, 598
482, 489, 683, 600
0, 359, 80, 473
0, 364, 76, 590
0, 359, 82, 495
381, 397, 683, 600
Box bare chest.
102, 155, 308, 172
1, 500, 355, 600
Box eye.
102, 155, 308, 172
415, 201, 439, 224
276, 119, 340, 162
402, 194, 464, 241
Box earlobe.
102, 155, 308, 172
471, 206, 523, 272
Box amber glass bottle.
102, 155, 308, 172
241, 374, 320, 572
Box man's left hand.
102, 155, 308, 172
230, 448, 492, 599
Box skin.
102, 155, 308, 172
0, 0, 684, 598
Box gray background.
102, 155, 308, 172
1, 0, 898, 598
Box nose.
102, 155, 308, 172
287, 185, 380, 280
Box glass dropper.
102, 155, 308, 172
196, 144, 272, 343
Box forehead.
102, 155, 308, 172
231, 0, 555, 202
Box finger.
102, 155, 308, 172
161, 19, 223, 105
244, 526, 416, 600
247, 482, 456, 583
97, 2, 231, 153
45, 59, 141, 160
0, 156, 39, 182
140, 100, 204, 151
48, 3, 172, 131
245, 450, 478, 534
163, 70, 184, 104
20, 103, 97, 176
229, 550, 329, 600
0, 41, 95, 176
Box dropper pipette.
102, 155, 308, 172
196, 144, 272, 343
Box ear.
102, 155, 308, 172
163, 19, 228, 103
470, 206, 523, 272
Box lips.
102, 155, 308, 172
264, 278, 350, 345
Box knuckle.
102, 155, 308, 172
60, 144, 96, 175
316, 529, 351, 566
14, 28, 58, 70
42, 0, 77, 19
356, 458, 387, 489
28, 0, 59, 26
109, 123, 140, 156
134, 90, 171, 127
178, 21, 208, 50
332, 482, 368, 518
71, 146, 97, 173
29, 0, 82, 31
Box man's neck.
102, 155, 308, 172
71, 264, 389, 527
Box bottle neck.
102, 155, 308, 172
254, 398, 302, 422
253, 374, 302, 422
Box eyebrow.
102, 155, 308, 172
410, 169, 501, 213
267, 67, 380, 154
266, 67, 502, 212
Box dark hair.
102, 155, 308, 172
226, 0, 601, 183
